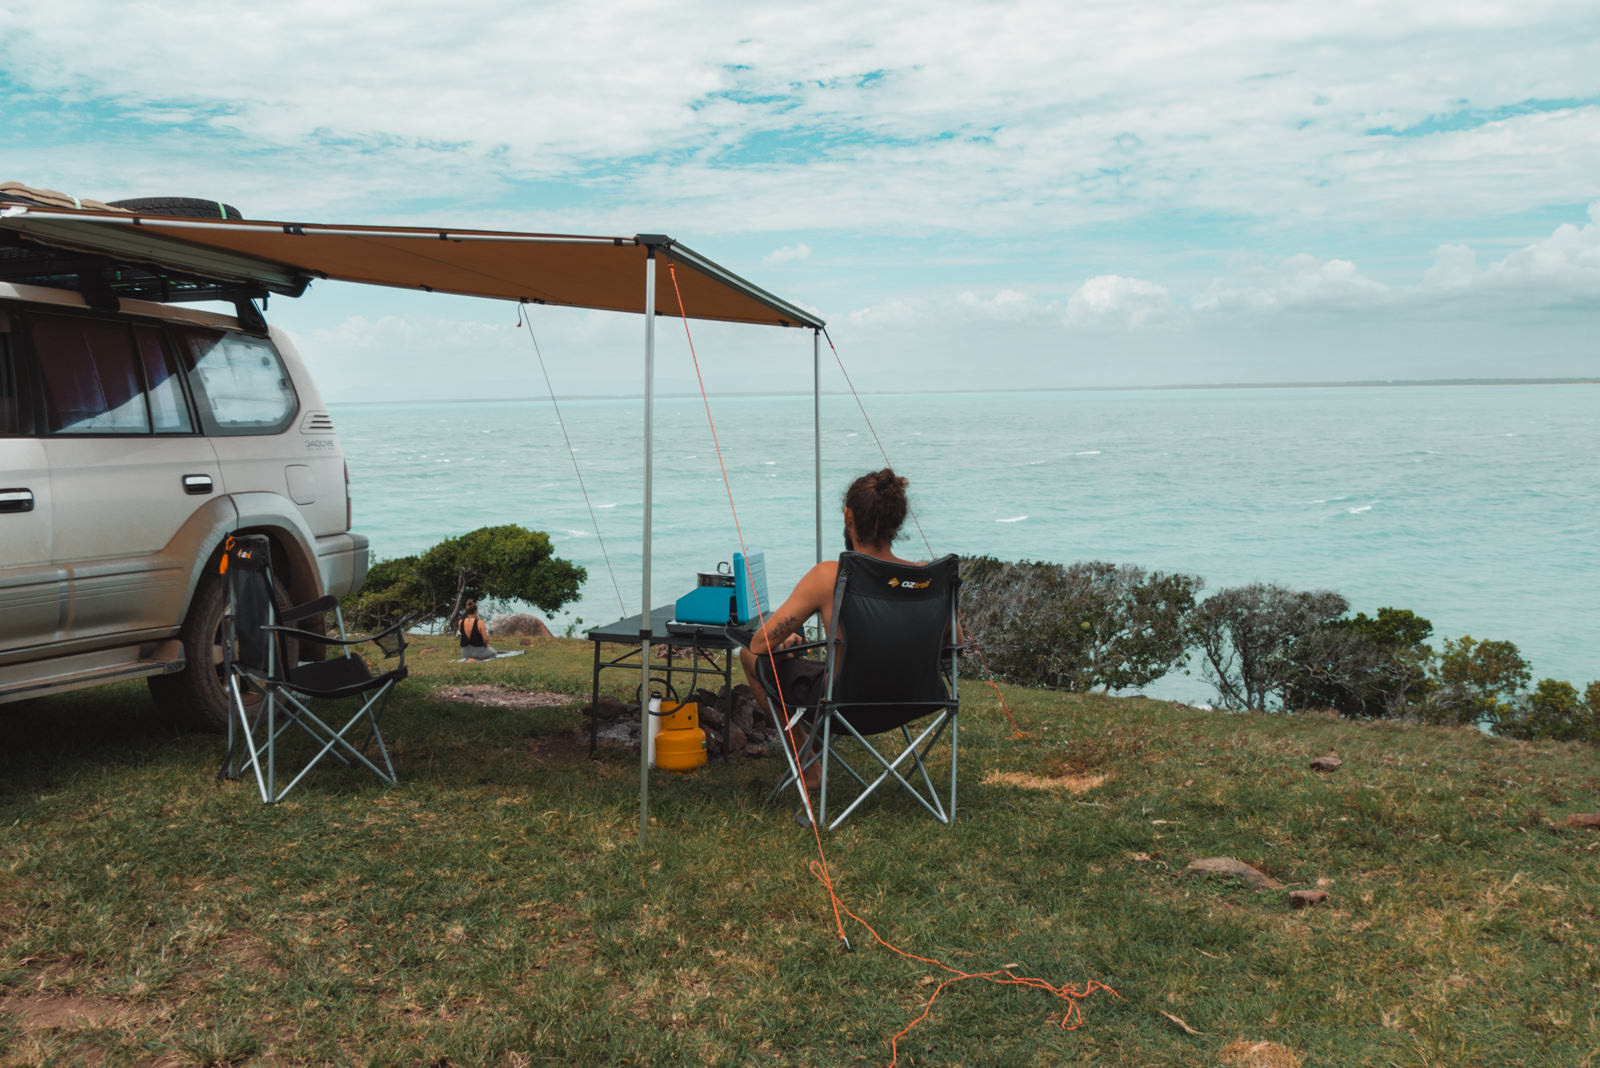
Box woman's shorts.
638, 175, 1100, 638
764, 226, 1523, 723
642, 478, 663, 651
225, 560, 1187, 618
764, 655, 827, 711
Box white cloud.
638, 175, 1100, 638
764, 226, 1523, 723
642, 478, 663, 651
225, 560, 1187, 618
955, 288, 1038, 321
1482, 201, 1600, 300
1065, 275, 1178, 330
1187, 203, 1600, 321
845, 298, 924, 328
1193, 256, 1388, 315
1423, 243, 1479, 289
5, 0, 1599, 236
764, 243, 812, 264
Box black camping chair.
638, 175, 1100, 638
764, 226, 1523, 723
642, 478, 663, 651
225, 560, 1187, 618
734, 552, 961, 830
218, 533, 410, 803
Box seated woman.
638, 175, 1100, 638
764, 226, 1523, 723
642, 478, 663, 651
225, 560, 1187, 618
456, 599, 498, 660
739, 467, 921, 791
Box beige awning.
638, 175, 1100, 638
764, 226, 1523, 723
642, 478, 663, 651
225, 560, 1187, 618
0, 201, 823, 329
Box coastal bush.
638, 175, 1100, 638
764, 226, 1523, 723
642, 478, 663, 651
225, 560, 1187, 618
1491, 678, 1600, 744
343, 524, 585, 630
958, 557, 1202, 692
1287, 607, 1436, 718
1415, 634, 1531, 728
1191, 583, 1348, 712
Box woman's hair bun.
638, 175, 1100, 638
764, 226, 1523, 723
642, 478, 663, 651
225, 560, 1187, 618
843, 467, 910, 545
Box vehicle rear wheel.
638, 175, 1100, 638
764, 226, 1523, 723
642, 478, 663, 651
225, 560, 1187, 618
149, 563, 294, 732
107, 196, 243, 220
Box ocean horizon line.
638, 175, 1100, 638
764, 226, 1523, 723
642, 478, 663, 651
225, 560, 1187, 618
330, 376, 1599, 407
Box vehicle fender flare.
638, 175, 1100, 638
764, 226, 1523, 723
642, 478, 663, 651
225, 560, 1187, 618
227, 493, 323, 605
169, 494, 324, 619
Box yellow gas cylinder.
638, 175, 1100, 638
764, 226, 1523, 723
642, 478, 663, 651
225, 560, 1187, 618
654, 699, 707, 772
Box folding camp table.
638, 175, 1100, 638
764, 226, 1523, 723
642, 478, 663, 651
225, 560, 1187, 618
586, 606, 737, 759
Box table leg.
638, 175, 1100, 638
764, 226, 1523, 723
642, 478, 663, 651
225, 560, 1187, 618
721, 649, 733, 759
589, 641, 601, 757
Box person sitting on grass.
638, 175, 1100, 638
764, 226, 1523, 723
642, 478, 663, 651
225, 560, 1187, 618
738, 467, 921, 793
457, 599, 498, 660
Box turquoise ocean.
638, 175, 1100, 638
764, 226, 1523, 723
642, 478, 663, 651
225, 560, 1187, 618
332, 385, 1598, 703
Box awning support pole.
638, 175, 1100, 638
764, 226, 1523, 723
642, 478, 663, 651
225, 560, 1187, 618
814, 328, 822, 564
639, 249, 657, 845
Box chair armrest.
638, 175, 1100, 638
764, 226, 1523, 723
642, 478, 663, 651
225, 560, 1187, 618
281, 594, 339, 626
264, 615, 410, 657
262, 624, 352, 646
723, 624, 826, 657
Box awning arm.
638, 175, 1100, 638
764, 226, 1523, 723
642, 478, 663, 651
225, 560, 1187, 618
640, 234, 825, 331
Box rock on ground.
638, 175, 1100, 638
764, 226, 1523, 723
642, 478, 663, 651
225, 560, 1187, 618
1185, 857, 1282, 890
492, 614, 552, 637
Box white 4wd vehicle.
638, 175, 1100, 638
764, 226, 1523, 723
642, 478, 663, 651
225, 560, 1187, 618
0, 196, 367, 729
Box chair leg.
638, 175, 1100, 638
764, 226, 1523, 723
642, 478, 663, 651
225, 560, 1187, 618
822, 712, 954, 830
226, 679, 399, 804
818, 714, 832, 829
764, 707, 820, 806
904, 723, 943, 807
949, 713, 958, 824
228, 676, 273, 803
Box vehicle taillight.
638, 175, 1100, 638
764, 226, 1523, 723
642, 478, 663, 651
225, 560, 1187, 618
344, 460, 352, 531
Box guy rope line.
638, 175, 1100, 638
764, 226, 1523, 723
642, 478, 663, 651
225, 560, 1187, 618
670, 267, 1114, 1064
519, 303, 628, 617
820, 327, 1029, 739
663, 262, 848, 945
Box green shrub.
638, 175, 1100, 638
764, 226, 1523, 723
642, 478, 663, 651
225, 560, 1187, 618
1191, 583, 1348, 712
1492, 678, 1600, 744
1416, 635, 1530, 727
959, 557, 1202, 692
343, 524, 585, 630
1288, 607, 1436, 719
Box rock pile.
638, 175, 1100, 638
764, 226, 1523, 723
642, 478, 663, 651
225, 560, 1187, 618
583, 684, 780, 759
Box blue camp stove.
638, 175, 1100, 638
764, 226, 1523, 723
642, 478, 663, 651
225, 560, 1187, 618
673, 550, 769, 625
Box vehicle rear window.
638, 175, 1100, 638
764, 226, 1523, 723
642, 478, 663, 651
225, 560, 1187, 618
32, 315, 153, 434
180, 330, 298, 435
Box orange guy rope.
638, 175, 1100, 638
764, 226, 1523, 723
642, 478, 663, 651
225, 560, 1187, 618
668, 268, 1115, 1063
666, 262, 849, 946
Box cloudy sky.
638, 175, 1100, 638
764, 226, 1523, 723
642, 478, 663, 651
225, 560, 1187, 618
4, 0, 1598, 399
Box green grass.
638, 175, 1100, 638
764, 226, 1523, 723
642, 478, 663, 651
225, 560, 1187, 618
3, 638, 1599, 1066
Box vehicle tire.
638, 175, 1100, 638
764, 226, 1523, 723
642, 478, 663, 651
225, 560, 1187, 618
148, 562, 294, 732
107, 196, 243, 220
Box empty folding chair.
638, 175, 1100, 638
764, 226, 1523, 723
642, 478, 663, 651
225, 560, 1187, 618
737, 552, 961, 830
218, 533, 409, 803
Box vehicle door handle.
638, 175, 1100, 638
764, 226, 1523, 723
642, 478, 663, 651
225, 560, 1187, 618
0, 487, 34, 513
183, 474, 214, 495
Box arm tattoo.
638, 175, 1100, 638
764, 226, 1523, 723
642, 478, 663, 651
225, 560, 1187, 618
767, 614, 800, 645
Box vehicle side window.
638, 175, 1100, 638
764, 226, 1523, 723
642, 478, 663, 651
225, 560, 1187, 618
180, 329, 298, 435
31, 315, 152, 434
135, 325, 193, 433
0, 310, 21, 436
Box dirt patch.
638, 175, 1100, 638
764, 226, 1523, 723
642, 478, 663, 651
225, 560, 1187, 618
1220, 1040, 1302, 1067
433, 685, 577, 710
528, 731, 592, 762
0, 992, 139, 1031
218, 928, 277, 973
983, 769, 1108, 793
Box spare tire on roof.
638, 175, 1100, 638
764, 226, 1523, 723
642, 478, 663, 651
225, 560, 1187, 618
108, 196, 243, 220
